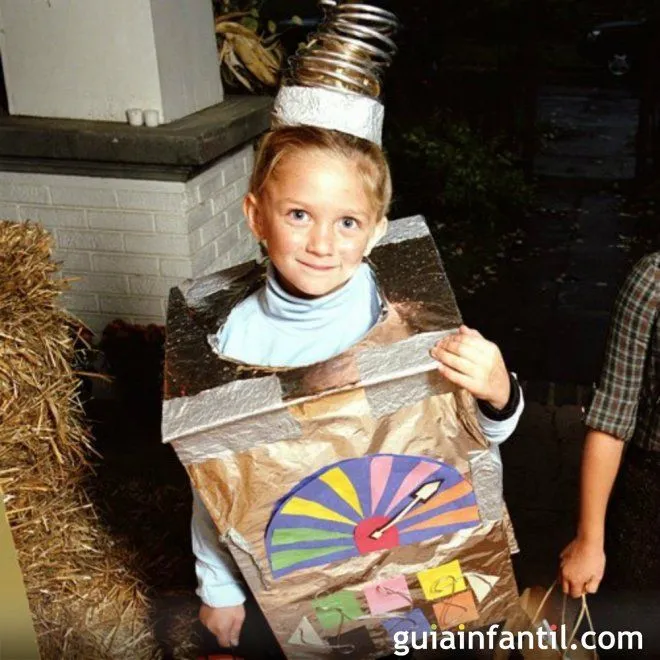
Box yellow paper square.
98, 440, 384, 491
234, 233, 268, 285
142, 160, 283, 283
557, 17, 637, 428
417, 560, 466, 601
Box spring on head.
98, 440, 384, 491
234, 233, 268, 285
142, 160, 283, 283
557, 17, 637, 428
288, 1, 400, 98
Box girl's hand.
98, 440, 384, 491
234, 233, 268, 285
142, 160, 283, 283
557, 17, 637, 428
199, 603, 246, 648
560, 538, 606, 598
431, 325, 510, 409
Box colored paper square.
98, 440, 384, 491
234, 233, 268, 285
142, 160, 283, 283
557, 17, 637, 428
382, 608, 432, 641
314, 591, 364, 631
363, 575, 412, 615
326, 626, 376, 659
417, 560, 466, 601
433, 589, 480, 629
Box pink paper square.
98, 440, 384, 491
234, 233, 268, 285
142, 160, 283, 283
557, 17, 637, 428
363, 576, 412, 615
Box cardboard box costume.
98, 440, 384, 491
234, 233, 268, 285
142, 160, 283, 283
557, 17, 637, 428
163, 215, 520, 659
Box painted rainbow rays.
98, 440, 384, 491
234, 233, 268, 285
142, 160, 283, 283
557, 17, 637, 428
265, 455, 480, 578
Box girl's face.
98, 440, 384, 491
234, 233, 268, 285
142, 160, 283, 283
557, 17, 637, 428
244, 148, 387, 298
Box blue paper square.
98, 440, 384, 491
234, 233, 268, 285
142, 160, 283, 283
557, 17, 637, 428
382, 608, 432, 640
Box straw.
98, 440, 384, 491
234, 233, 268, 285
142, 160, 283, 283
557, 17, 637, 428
0, 221, 161, 659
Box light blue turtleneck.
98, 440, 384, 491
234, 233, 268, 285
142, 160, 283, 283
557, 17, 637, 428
217, 261, 382, 367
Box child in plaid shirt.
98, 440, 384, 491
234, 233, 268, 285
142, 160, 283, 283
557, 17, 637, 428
560, 251, 659, 596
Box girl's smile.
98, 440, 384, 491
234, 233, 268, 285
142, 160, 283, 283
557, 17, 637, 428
244, 148, 387, 298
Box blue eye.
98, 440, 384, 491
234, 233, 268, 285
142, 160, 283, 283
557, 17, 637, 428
341, 217, 359, 230
289, 209, 308, 222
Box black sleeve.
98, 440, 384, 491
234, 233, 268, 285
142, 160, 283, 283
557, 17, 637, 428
477, 372, 521, 421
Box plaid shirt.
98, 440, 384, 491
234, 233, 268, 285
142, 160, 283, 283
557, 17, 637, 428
586, 252, 659, 450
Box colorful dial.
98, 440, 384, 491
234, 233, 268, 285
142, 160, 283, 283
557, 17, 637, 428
265, 454, 480, 578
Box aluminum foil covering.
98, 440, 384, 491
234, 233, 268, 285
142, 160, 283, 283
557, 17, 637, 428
166, 327, 460, 463
364, 369, 446, 419
468, 450, 505, 522
165, 327, 461, 463
273, 86, 384, 145
178, 260, 261, 310
225, 528, 267, 594
163, 215, 520, 659
380, 214, 432, 245
172, 407, 302, 465
356, 330, 454, 385
162, 375, 284, 444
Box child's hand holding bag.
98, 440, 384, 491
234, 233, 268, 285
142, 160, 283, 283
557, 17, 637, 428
494, 581, 598, 660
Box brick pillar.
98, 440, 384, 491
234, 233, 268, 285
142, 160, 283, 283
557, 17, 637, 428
0, 0, 222, 123
1, 145, 258, 335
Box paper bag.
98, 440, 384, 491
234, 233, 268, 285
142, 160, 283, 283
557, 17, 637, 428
494, 583, 598, 660
163, 216, 521, 659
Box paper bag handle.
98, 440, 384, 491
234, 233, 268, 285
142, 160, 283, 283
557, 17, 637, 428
530, 580, 597, 658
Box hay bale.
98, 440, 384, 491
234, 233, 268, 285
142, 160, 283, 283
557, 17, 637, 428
0, 221, 160, 659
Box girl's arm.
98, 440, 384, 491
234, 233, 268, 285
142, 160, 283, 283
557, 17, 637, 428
191, 489, 246, 607
192, 490, 248, 647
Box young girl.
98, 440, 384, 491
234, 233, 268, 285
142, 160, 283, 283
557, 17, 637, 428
191, 124, 525, 654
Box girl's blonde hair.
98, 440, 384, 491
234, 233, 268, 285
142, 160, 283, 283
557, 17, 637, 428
249, 125, 392, 219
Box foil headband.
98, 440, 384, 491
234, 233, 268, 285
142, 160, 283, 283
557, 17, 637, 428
273, 86, 384, 145
273, 1, 399, 145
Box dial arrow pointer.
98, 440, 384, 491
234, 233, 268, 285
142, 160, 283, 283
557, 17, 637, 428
369, 479, 443, 540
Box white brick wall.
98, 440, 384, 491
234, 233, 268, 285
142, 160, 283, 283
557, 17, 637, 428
186, 146, 258, 278
0, 144, 258, 335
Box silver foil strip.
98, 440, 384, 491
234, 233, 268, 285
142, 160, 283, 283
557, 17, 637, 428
356, 330, 456, 385
162, 374, 284, 444
365, 370, 443, 419
179, 260, 258, 305
468, 450, 504, 522
380, 214, 430, 245
171, 407, 302, 465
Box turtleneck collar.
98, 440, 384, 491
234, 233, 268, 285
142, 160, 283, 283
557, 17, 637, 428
260, 261, 374, 330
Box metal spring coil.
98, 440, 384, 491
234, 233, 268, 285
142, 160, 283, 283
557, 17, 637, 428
288, 1, 399, 98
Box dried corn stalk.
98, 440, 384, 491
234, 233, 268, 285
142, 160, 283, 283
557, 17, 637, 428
216, 15, 285, 91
